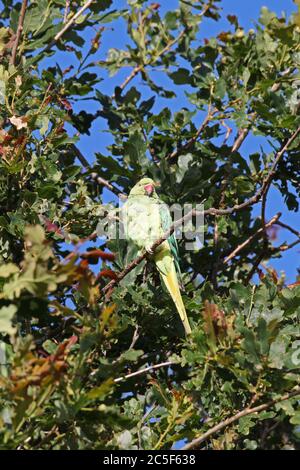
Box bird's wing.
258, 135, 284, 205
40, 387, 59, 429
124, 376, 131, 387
159, 202, 182, 279
122, 196, 161, 251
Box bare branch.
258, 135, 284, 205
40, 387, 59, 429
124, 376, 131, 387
117, 65, 143, 94
115, 29, 185, 97
182, 387, 300, 450
275, 220, 300, 238
63, 0, 70, 24
128, 325, 140, 350
245, 252, 265, 283
10, 0, 28, 66
231, 113, 257, 153
224, 212, 281, 264
45, 0, 95, 52
102, 126, 300, 295
71, 143, 90, 167
274, 238, 300, 253
231, 127, 250, 153
69, 144, 126, 199
90, 173, 127, 200
166, 108, 217, 161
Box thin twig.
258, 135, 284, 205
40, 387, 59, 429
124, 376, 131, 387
231, 127, 250, 153
10, 0, 28, 65
224, 213, 281, 264
70, 143, 90, 167
114, 361, 174, 383
210, 113, 257, 282
231, 113, 257, 153
118, 65, 143, 93
275, 238, 300, 252
245, 252, 265, 283
102, 127, 300, 295
182, 387, 300, 450
152, 29, 185, 61
69, 144, 126, 199
128, 325, 140, 350
221, 119, 232, 144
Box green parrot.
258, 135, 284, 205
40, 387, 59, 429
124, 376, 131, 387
121, 177, 192, 335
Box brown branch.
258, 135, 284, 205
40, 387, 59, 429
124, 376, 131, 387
274, 238, 300, 253
275, 220, 300, 238
211, 114, 258, 280
10, 0, 28, 66
128, 325, 140, 350
231, 112, 257, 153
114, 360, 174, 384
231, 126, 250, 153
69, 144, 126, 199
114, 29, 185, 97
244, 235, 300, 283
166, 108, 216, 161
101, 126, 300, 295
118, 65, 143, 93
221, 119, 232, 144
70, 143, 90, 167
90, 172, 127, 200
245, 251, 265, 283
182, 386, 300, 450
224, 212, 281, 264
45, 0, 95, 52
63, 0, 70, 24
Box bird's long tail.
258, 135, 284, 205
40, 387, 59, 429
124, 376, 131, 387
155, 244, 192, 335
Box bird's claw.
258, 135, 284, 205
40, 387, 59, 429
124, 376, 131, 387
146, 247, 154, 255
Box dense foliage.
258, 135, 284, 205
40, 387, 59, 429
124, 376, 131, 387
0, 0, 300, 450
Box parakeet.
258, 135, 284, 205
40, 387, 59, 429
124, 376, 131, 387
121, 177, 192, 335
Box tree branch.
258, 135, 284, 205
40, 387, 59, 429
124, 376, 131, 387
10, 0, 28, 66
63, 0, 70, 24
166, 108, 217, 161
115, 29, 185, 96
117, 65, 143, 93
69, 144, 126, 199
182, 387, 300, 450
275, 220, 300, 238
90, 173, 127, 200
45, 0, 95, 52
231, 126, 251, 153
114, 360, 174, 383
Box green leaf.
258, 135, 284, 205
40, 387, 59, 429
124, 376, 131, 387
0, 305, 17, 336
0, 263, 19, 278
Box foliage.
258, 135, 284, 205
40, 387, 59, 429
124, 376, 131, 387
0, 0, 300, 450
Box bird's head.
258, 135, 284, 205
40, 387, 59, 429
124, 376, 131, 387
129, 178, 159, 198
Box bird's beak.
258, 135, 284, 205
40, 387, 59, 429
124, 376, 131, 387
144, 184, 154, 195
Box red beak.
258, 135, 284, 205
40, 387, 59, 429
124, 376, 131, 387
144, 184, 154, 195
